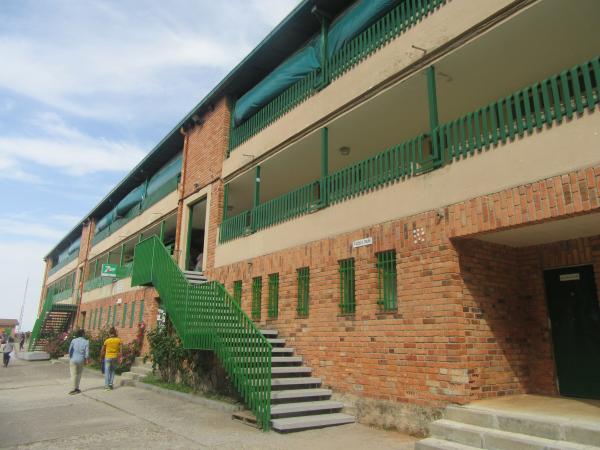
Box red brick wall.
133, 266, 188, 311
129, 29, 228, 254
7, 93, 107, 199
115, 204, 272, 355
78, 287, 159, 353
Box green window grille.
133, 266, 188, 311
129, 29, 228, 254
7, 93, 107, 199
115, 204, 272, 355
93, 308, 98, 329
139, 299, 144, 323
121, 303, 128, 328
268, 273, 279, 319
339, 258, 356, 315
130, 301, 136, 328
233, 280, 242, 304
107, 306, 112, 326
112, 305, 117, 326
88, 311, 93, 330
296, 267, 309, 317
377, 250, 398, 311
251, 277, 262, 320
98, 307, 103, 328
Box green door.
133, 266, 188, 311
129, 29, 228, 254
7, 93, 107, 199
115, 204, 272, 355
544, 265, 600, 399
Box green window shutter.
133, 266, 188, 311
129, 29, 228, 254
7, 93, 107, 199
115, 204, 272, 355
122, 303, 128, 328
99, 307, 103, 328
130, 301, 136, 328
107, 306, 112, 327
339, 258, 355, 315
93, 308, 98, 330
296, 267, 309, 317
268, 273, 279, 319
377, 250, 397, 311
251, 277, 262, 320
112, 306, 117, 326
139, 299, 145, 323
233, 280, 242, 304
88, 311, 93, 330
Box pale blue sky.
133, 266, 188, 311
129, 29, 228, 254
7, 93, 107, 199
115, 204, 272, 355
0, 0, 298, 330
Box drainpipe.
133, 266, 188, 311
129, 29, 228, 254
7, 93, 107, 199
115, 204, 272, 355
426, 65, 440, 165
321, 127, 329, 208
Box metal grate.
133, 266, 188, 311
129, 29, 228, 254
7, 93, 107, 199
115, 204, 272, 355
138, 299, 144, 323
130, 301, 136, 328
251, 277, 262, 320
268, 273, 279, 319
112, 305, 117, 327
107, 306, 112, 327
296, 267, 310, 317
339, 258, 356, 315
377, 250, 397, 311
121, 303, 128, 328
233, 280, 242, 304
99, 307, 103, 329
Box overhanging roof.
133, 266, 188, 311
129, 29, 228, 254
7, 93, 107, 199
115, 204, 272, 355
46, 0, 356, 258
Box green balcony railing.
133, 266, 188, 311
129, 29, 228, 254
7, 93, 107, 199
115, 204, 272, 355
435, 57, 600, 161
220, 56, 599, 244
228, 0, 447, 153
132, 236, 272, 431
50, 288, 74, 304
83, 275, 114, 292
48, 252, 78, 276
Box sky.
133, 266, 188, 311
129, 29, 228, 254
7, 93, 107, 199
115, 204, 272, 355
0, 0, 298, 331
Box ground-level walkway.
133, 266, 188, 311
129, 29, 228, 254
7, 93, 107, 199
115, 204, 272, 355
0, 358, 416, 449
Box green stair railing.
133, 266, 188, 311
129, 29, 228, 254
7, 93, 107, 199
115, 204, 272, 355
228, 0, 447, 153
28, 296, 77, 351
131, 236, 272, 430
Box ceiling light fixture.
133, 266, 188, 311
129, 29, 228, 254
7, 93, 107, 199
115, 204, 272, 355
339, 146, 351, 156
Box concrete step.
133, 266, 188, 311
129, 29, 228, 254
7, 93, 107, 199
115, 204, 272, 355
271, 400, 344, 417
272, 347, 294, 354
271, 413, 355, 432
271, 377, 322, 387
444, 405, 600, 447
130, 365, 153, 377
267, 338, 285, 346
415, 438, 480, 450
271, 366, 311, 376
271, 388, 332, 400
271, 356, 302, 365
260, 329, 278, 338
429, 419, 596, 450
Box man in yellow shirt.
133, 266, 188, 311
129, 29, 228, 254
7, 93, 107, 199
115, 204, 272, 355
101, 327, 122, 390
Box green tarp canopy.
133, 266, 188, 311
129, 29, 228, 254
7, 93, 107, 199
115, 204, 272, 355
145, 153, 182, 198
232, 42, 321, 126
232, 0, 402, 128
115, 184, 144, 217
327, 0, 399, 59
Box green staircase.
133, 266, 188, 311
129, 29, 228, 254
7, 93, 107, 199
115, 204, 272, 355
29, 298, 77, 351
131, 236, 272, 430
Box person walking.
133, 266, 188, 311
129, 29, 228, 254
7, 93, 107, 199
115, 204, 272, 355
19, 333, 25, 352
101, 327, 122, 390
2, 337, 14, 367
68, 329, 89, 395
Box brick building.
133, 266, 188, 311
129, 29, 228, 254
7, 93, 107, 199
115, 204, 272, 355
32, 0, 600, 437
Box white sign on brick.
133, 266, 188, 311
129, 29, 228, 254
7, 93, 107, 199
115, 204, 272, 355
352, 237, 373, 248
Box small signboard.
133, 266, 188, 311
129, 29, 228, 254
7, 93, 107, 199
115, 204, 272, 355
101, 263, 118, 278
559, 273, 580, 282
352, 237, 373, 249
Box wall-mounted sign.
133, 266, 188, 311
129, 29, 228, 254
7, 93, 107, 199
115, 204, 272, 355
352, 237, 373, 248
559, 273, 580, 282
101, 263, 118, 277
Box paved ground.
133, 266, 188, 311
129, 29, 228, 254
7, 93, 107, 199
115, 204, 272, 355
0, 357, 417, 449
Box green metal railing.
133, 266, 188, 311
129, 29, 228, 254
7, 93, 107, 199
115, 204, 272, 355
131, 236, 272, 430
327, 134, 429, 204
435, 57, 600, 162
220, 134, 427, 243
339, 258, 356, 315
233, 280, 242, 304
267, 274, 279, 319
220, 56, 600, 244
92, 174, 179, 247
376, 250, 397, 312
28, 295, 77, 351
253, 181, 321, 231
50, 288, 74, 304
329, 0, 446, 81
228, 0, 447, 153
83, 275, 113, 292
296, 267, 310, 317
251, 277, 262, 320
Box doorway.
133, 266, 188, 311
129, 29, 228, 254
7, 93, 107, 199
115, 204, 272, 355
544, 265, 600, 399
185, 199, 207, 272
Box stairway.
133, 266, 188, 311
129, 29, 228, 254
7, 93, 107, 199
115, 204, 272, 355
183, 270, 208, 285
29, 304, 77, 351
416, 404, 600, 449
255, 329, 354, 432
121, 356, 153, 384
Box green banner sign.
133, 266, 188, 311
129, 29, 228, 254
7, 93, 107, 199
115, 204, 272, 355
101, 263, 118, 278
